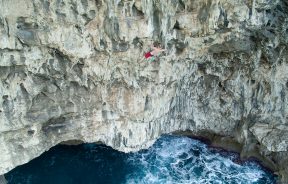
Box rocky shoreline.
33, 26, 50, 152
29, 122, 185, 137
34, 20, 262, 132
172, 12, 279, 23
177, 131, 278, 175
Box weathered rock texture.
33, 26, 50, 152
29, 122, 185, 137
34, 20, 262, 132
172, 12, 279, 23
0, 0, 288, 182
0, 175, 7, 184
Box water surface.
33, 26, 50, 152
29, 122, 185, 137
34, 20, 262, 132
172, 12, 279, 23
5, 135, 276, 184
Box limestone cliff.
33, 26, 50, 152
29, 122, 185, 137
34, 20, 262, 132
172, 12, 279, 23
0, 0, 288, 182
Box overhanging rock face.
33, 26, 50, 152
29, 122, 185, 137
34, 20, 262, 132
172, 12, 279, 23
0, 0, 288, 182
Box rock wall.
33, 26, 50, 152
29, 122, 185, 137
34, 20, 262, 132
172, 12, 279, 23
0, 0, 288, 182
0, 175, 7, 184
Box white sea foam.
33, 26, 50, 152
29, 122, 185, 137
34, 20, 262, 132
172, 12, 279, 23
125, 135, 276, 184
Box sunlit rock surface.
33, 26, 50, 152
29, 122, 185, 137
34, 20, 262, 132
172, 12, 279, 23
0, 0, 287, 182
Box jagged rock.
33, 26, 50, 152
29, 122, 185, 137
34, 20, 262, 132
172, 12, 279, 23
0, 175, 7, 184
0, 0, 287, 182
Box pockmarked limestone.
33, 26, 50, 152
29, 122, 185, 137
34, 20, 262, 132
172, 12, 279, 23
0, 0, 287, 182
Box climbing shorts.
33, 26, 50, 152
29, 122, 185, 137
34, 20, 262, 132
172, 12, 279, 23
144, 52, 153, 59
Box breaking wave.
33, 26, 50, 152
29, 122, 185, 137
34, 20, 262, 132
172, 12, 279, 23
5, 135, 276, 184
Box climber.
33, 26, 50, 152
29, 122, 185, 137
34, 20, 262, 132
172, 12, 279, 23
139, 43, 166, 62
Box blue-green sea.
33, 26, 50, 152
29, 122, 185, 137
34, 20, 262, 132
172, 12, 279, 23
5, 135, 277, 184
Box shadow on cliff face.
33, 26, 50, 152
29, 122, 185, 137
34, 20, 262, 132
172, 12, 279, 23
208, 37, 256, 54
16, 17, 40, 45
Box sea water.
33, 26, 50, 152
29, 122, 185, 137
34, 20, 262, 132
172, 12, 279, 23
5, 135, 277, 184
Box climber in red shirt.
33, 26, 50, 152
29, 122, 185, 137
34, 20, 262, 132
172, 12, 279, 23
140, 44, 166, 62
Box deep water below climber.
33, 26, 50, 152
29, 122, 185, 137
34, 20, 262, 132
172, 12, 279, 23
5, 135, 277, 184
